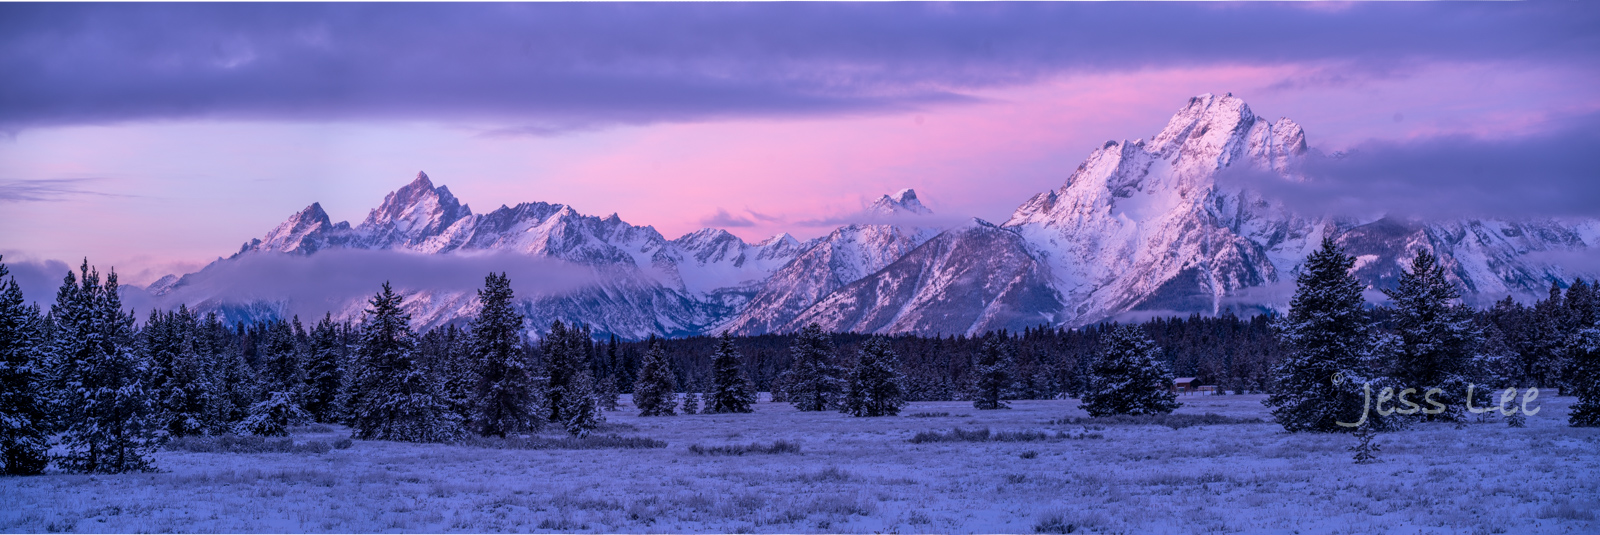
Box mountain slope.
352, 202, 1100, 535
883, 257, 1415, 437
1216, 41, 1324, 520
156, 95, 1600, 338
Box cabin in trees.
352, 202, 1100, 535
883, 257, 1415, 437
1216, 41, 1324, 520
1172, 377, 1197, 394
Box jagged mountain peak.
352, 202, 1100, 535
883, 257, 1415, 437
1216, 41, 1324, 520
359, 171, 473, 247
870, 188, 932, 215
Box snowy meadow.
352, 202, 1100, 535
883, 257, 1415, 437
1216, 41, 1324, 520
3, 394, 1595, 534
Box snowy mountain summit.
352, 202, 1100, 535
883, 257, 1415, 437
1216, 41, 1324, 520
162, 94, 1600, 338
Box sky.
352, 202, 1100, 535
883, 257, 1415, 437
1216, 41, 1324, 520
1, 2, 1598, 290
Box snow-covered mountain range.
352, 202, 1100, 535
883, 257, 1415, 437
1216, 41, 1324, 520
152, 93, 1600, 339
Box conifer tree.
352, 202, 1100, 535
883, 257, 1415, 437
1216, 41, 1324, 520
1081, 325, 1180, 416
260, 318, 302, 395
469, 273, 538, 437
563, 371, 602, 437
142, 307, 215, 437
236, 391, 310, 437
302, 314, 344, 423
599, 376, 621, 411
1383, 249, 1481, 422
972, 337, 1015, 410
543, 321, 600, 427
842, 338, 908, 417
680, 388, 700, 415
0, 259, 49, 474
51, 262, 161, 473
633, 339, 677, 416
348, 282, 461, 442
1562, 279, 1599, 398
706, 331, 756, 414
1266, 239, 1391, 433
542, 320, 586, 423
1566, 280, 1600, 426
782, 323, 845, 411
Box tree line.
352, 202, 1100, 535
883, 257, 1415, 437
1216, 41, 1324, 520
3, 242, 1598, 474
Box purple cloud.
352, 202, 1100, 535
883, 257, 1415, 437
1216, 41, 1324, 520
1219, 111, 1600, 219
1, 2, 1594, 133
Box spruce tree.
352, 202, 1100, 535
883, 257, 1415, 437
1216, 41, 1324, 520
972, 337, 1015, 410
236, 391, 310, 437
1383, 249, 1481, 422
563, 371, 602, 437
542, 320, 585, 423
302, 314, 344, 423
1265, 238, 1390, 433
842, 338, 908, 417
51, 262, 161, 473
260, 318, 302, 395
0, 258, 49, 474
598, 376, 621, 411
782, 323, 845, 411
1080, 325, 1180, 416
706, 331, 756, 414
1566, 283, 1600, 426
469, 273, 538, 437
142, 307, 215, 437
680, 388, 700, 415
348, 282, 462, 442
633, 339, 677, 416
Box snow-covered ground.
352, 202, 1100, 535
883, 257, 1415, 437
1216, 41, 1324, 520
3, 395, 1596, 534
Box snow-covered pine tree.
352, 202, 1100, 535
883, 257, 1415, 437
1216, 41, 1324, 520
421, 324, 474, 429
302, 314, 344, 423
599, 376, 620, 411
544, 321, 600, 427
1265, 238, 1390, 433
469, 272, 538, 437
215, 335, 261, 427
972, 337, 1015, 410
142, 307, 215, 437
51, 262, 161, 473
1080, 324, 1180, 416
563, 371, 601, 437
0, 258, 49, 475
348, 282, 462, 443
1566, 300, 1600, 427
782, 323, 845, 411
842, 338, 908, 417
542, 320, 579, 423
1383, 249, 1481, 423
236, 391, 310, 437
259, 318, 303, 396
706, 331, 756, 414
632, 339, 677, 416
680, 388, 699, 415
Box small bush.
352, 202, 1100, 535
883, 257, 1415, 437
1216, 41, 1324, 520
332, 438, 354, 449
165, 435, 337, 454
1020, 450, 1039, 459
909, 427, 1063, 443
688, 440, 801, 456
1034, 511, 1082, 534
461, 434, 666, 450
289, 423, 336, 434
907, 411, 950, 418
1048, 412, 1262, 429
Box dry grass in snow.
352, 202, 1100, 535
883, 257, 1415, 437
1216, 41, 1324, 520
1, 395, 1596, 534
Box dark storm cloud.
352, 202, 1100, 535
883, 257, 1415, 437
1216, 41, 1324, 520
1219, 112, 1600, 219
1, 2, 1594, 132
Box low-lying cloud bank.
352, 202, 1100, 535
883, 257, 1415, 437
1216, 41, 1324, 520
1220, 112, 1600, 220
5, 250, 598, 320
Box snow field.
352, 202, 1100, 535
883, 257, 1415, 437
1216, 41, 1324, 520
1, 395, 1595, 534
